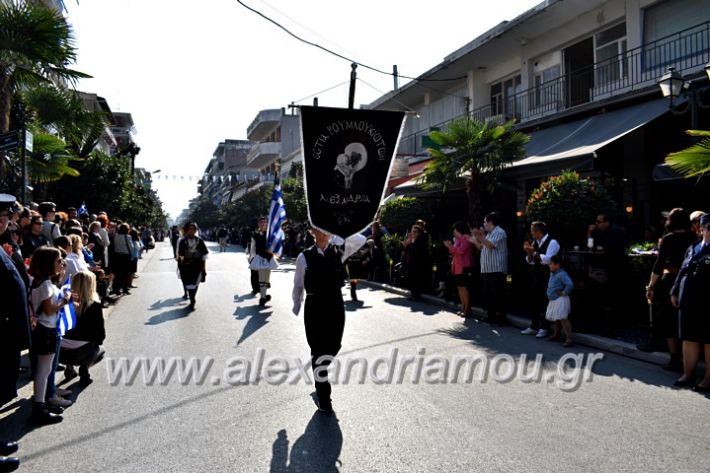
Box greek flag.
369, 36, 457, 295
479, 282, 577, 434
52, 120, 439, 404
78, 201, 88, 216
57, 277, 76, 336
266, 175, 286, 257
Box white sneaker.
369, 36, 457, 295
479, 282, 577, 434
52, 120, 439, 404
520, 328, 537, 335
47, 395, 73, 408
535, 329, 549, 338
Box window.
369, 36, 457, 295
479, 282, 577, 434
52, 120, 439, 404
490, 75, 521, 119
533, 65, 560, 110
594, 23, 628, 88
643, 0, 710, 70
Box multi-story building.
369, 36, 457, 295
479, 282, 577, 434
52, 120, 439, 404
373, 0, 709, 233
246, 107, 302, 179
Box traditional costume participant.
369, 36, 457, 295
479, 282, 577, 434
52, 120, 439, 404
177, 222, 208, 310
249, 217, 277, 306
295, 105, 406, 413
292, 227, 346, 412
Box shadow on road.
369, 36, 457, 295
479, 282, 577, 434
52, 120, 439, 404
438, 317, 683, 390
384, 296, 440, 316
144, 307, 191, 325
233, 304, 272, 346
148, 297, 185, 311
270, 411, 343, 473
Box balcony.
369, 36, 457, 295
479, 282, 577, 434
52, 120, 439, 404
246, 141, 281, 168
397, 20, 710, 157
247, 109, 281, 141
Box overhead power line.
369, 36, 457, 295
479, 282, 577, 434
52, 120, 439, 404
235, 0, 466, 83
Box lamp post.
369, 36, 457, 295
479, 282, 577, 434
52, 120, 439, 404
658, 65, 710, 129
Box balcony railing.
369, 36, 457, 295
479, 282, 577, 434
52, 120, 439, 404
398, 20, 710, 157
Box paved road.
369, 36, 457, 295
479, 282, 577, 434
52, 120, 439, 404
3, 241, 709, 473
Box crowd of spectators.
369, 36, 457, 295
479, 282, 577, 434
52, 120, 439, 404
1, 197, 164, 431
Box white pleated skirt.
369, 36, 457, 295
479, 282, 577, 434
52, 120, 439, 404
546, 295, 571, 321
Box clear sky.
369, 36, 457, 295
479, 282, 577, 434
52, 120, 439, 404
69, 0, 541, 219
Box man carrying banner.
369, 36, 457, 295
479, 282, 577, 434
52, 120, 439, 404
292, 226, 346, 413
295, 105, 407, 413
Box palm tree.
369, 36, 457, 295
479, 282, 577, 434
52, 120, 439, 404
24, 84, 110, 157
0, 2, 89, 132
665, 129, 710, 178
423, 117, 529, 225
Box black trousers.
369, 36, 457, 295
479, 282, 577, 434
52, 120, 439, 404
0, 333, 20, 406
482, 272, 507, 320
304, 294, 345, 403
250, 270, 259, 293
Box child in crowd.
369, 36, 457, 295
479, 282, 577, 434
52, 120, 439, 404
61, 271, 106, 385
28, 246, 74, 424
545, 255, 574, 347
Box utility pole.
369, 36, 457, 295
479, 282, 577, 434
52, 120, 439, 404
348, 63, 357, 109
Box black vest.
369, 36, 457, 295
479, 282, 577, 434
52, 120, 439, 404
531, 235, 554, 279
304, 244, 345, 295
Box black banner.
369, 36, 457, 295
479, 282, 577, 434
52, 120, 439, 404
300, 106, 406, 238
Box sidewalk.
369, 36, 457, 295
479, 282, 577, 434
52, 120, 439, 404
360, 279, 672, 367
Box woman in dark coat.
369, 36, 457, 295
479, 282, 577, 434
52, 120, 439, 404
177, 222, 209, 310
671, 213, 710, 392
645, 208, 697, 371
403, 223, 431, 301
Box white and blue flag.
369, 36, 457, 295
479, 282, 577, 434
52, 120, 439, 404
57, 277, 76, 336
266, 175, 286, 257
78, 201, 88, 216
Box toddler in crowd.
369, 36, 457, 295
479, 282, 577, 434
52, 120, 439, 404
545, 255, 574, 347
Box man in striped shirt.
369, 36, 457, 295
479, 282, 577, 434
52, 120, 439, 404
469, 212, 508, 324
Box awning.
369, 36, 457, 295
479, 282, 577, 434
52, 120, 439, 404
652, 163, 686, 181
507, 98, 671, 176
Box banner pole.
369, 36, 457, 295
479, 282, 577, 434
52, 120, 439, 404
348, 63, 357, 109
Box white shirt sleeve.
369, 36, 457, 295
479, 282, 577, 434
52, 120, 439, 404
539, 238, 560, 265
291, 253, 307, 315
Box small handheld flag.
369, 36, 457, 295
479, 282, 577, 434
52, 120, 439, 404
57, 277, 76, 336
266, 175, 286, 257
78, 201, 88, 216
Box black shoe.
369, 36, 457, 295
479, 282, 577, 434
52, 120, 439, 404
259, 298, 267, 307
78, 376, 93, 386
0, 457, 19, 473
692, 384, 710, 394
673, 378, 696, 389
317, 399, 333, 413
123, 289, 131, 295
265, 295, 271, 301
0, 442, 18, 456
45, 404, 64, 415
31, 403, 63, 425
182, 294, 188, 300
64, 366, 78, 381
187, 303, 195, 311
251, 290, 259, 295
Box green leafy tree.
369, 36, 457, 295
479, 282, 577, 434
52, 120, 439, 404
189, 197, 220, 229
665, 129, 710, 178
0, 2, 89, 132
379, 196, 423, 235
526, 170, 617, 245
219, 186, 270, 229
281, 176, 307, 224
423, 117, 529, 225
24, 84, 109, 157
25, 126, 81, 185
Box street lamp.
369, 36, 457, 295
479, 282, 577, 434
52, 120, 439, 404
658, 67, 684, 102
658, 66, 710, 129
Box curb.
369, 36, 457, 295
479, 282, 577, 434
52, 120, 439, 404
360, 280, 671, 367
